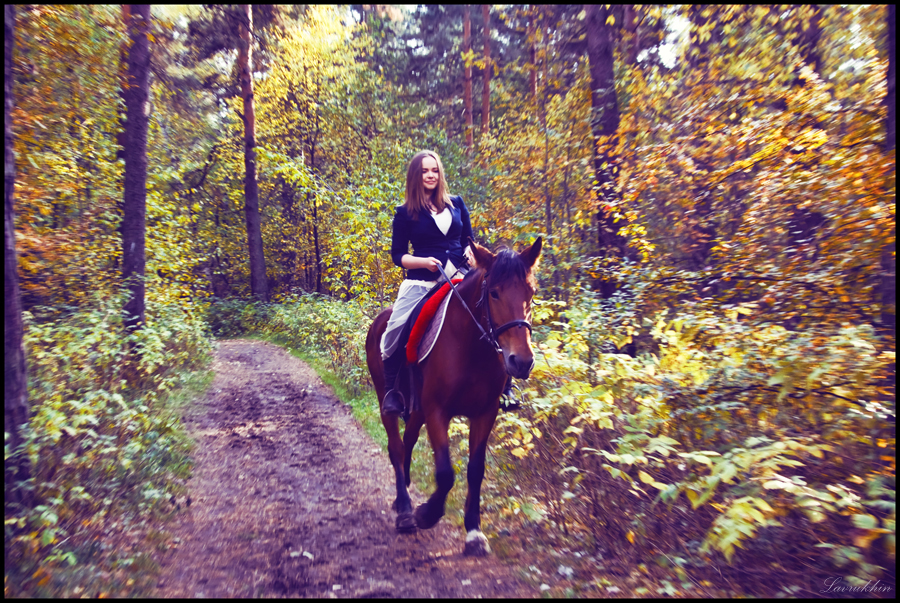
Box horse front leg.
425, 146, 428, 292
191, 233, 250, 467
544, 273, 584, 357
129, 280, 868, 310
414, 413, 453, 530
462, 411, 498, 556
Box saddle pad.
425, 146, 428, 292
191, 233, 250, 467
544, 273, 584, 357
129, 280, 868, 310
416, 289, 454, 364
406, 279, 462, 364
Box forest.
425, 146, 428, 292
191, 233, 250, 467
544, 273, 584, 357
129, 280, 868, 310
4, 4, 895, 598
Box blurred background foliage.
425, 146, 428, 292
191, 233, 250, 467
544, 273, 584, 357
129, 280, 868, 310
6, 3, 894, 598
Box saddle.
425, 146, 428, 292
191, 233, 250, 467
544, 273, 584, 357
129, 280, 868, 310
391, 277, 462, 419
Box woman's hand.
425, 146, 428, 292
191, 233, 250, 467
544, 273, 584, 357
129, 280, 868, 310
421, 257, 441, 272
402, 254, 441, 272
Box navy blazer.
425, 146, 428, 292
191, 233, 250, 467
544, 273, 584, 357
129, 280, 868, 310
391, 195, 474, 282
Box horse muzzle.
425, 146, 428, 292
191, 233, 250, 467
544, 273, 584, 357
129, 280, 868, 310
504, 352, 535, 379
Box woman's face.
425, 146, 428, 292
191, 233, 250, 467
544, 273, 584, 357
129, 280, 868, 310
421, 156, 439, 193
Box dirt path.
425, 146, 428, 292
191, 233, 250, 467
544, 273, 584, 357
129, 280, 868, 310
154, 339, 535, 598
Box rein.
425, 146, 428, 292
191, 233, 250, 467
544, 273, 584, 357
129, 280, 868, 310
436, 263, 532, 357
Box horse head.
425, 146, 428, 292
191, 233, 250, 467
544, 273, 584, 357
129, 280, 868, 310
469, 237, 542, 379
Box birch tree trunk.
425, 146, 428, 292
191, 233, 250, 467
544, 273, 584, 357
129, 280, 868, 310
5, 4, 30, 502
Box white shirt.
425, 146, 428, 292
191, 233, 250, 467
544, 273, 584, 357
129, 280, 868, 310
431, 206, 451, 236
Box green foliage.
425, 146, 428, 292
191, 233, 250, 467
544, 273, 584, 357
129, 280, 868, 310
206, 293, 376, 397
489, 284, 894, 586
13, 5, 126, 310
5, 294, 212, 597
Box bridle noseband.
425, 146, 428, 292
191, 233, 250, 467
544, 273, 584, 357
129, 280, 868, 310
436, 264, 532, 357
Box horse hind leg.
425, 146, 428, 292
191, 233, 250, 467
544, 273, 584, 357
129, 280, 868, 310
382, 412, 416, 532
402, 411, 424, 488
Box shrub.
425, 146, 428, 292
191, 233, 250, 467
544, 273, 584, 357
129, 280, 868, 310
490, 286, 895, 594
5, 292, 213, 597
206, 293, 378, 397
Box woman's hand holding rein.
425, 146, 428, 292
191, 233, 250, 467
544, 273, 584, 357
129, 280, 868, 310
402, 254, 441, 272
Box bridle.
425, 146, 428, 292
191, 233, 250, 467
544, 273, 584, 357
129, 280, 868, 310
436, 264, 532, 357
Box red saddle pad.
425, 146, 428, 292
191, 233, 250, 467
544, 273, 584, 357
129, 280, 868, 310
406, 279, 463, 364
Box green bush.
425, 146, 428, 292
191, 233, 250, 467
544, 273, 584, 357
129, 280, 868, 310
490, 285, 895, 594
5, 292, 212, 597
206, 293, 378, 397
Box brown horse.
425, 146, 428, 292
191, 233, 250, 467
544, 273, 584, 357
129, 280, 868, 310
365, 237, 542, 556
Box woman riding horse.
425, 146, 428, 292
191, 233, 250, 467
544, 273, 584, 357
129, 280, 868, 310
368, 150, 542, 555
378, 150, 474, 418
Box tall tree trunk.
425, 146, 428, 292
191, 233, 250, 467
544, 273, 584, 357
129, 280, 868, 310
481, 4, 490, 139
787, 5, 826, 264
5, 4, 30, 505
882, 4, 895, 337
624, 5, 641, 65
543, 122, 556, 292
122, 5, 150, 332
463, 6, 473, 152
585, 3, 624, 297
311, 192, 322, 294
527, 13, 537, 102
239, 4, 267, 300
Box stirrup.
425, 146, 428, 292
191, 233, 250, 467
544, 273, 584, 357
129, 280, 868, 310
500, 381, 525, 411
382, 389, 407, 418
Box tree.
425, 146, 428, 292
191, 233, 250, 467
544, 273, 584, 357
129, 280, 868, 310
585, 4, 624, 296
238, 4, 268, 299
463, 5, 473, 152
481, 4, 490, 139
882, 4, 895, 338
121, 5, 150, 332
5, 3, 30, 502
238, 4, 267, 300
183, 5, 293, 299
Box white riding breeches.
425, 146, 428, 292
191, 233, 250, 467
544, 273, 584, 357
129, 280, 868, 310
380, 260, 466, 360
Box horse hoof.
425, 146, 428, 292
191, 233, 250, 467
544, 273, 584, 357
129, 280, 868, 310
396, 512, 417, 533
463, 530, 491, 557
414, 503, 440, 530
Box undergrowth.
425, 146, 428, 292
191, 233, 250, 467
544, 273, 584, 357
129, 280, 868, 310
5, 293, 213, 598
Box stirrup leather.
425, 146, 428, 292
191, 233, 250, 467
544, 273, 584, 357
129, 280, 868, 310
500, 379, 525, 411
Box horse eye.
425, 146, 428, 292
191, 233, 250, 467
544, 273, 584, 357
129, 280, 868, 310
490, 290, 500, 300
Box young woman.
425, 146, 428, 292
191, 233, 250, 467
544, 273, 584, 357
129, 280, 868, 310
380, 150, 473, 416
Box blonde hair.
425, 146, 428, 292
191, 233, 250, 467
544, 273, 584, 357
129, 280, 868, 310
404, 150, 452, 220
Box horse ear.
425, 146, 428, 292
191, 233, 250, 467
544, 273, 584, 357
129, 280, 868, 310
519, 236, 542, 270
469, 237, 495, 271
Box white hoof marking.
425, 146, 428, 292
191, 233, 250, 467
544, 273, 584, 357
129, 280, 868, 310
464, 530, 490, 556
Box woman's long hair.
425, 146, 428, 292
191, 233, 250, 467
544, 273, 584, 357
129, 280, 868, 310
404, 150, 452, 220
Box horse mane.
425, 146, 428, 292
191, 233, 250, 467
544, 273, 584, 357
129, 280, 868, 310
486, 247, 536, 289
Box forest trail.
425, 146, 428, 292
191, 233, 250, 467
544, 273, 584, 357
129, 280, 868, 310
154, 339, 534, 598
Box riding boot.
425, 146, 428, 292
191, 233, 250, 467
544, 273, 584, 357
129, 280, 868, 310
381, 348, 407, 417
